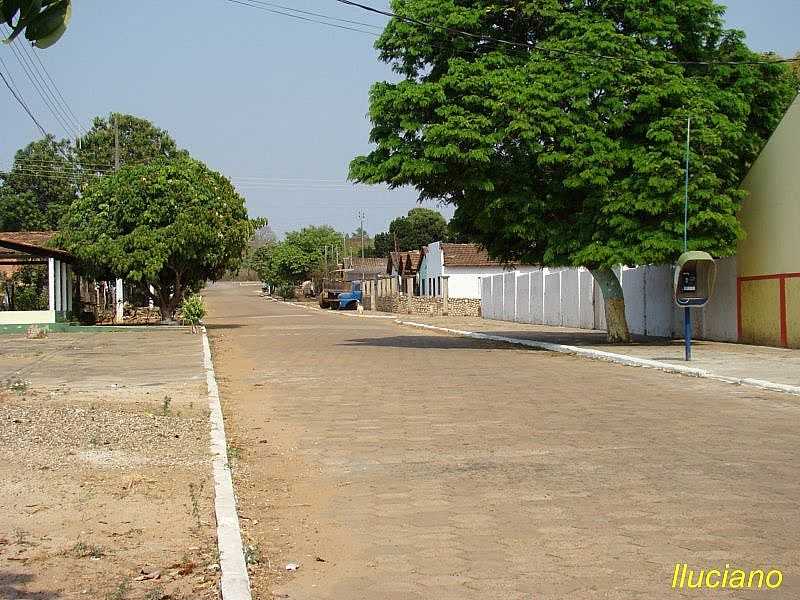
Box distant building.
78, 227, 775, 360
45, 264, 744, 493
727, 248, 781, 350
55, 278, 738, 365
417, 242, 537, 299
341, 256, 389, 282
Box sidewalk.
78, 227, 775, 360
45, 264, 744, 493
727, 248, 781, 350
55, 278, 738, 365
388, 314, 800, 394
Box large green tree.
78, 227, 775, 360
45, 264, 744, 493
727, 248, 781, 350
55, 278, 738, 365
373, 208, 449, 256
57, 158, 258, 321
1, 0, 71, 48
77, 113, 187, 174
0, 136, 78, 231
350, 0, 798, 341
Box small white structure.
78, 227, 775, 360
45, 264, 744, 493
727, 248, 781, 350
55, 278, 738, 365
0, 231, 75, 325
417, 242, 538, 299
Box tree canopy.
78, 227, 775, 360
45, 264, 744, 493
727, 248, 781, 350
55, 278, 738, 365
77, 113, 187, 174
350, 0, 799, 340
251, 226, 344, 287
0, 136, 78, 231
57, 158, 258, 320
373, 208, 449, 256
1, 0, 71, 48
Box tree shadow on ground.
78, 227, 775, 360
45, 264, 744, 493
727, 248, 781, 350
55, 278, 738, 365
0, 571, 61, 599
340, 335, 546, 351
204, 323, 246, 331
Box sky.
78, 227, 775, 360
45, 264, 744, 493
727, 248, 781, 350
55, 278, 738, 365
1, 0, 798, 237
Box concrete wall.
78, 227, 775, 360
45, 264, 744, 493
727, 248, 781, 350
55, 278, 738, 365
736, 95, 800, 348
0, 310, 56, 325
481, 258, 738, 342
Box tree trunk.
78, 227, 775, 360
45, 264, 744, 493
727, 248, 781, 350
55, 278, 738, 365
589, 266, 632, 343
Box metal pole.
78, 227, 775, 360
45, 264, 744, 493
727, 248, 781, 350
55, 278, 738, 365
684, 116, 691, 361
684, 117, 691, 253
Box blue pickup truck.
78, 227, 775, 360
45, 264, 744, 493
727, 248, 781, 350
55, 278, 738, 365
319, 281, 363, 310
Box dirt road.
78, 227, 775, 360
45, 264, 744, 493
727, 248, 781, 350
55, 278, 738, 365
204, 283, 800, 600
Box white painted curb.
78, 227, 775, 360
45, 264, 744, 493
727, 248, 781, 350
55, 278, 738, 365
202, 327, 252, 600
396, 320, 800, 397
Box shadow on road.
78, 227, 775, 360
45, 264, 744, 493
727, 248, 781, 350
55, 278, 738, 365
0, 571, 61, 600
340, 335, 545, 351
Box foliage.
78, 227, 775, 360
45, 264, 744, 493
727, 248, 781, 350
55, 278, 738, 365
77, 113, 187, 174
179, 294, 206, 325
4, 265, 48, 311
57, 158, 257, 321
1, 0, 71, 48
350, 0, 798, 338
254, 226, 344, 287
373, 208, 449, 256
276, 282, 297, 300
0, 136, 78, 231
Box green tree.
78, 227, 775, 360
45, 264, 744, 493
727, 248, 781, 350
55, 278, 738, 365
57, 158, 258, 321
252, 226, 344, 287
1, 0, 71, 48
373, 208, 449, 256
0, 136, 78, 230
77, 113, 187, 174
350, 0, 798, 341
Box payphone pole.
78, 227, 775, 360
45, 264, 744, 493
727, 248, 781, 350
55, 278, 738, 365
684, 118, 692, 361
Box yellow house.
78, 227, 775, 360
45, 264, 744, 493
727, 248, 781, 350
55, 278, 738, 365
738, 94, 800, 348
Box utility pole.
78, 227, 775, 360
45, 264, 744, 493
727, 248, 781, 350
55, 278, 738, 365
683, 117, 692, 362
358, 209, 366, 260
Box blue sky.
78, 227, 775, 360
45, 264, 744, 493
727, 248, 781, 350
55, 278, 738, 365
1, 0, 798, 237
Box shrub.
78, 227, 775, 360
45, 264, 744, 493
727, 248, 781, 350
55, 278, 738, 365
180, 295, 206, 330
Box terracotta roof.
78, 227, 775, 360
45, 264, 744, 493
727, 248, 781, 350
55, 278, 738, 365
0, 230, 72, 261
441, 243, 503, 267
344, 256, 389, 277
388, 251, 403, 274
403, 250, 422, 274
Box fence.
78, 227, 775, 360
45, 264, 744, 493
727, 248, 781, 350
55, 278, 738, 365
481, 258, 738, 341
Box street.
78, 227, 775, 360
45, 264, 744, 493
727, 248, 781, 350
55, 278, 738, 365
204, 283, 799, 600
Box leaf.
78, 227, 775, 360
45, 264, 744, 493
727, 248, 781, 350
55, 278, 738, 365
24, 0, 68, 42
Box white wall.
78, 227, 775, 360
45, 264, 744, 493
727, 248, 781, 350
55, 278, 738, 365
481, 258, 738, 342
0, 310, 56, 325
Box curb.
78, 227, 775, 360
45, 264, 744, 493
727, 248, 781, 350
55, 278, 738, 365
201, 327, 252, 600
396, 320, 800, 397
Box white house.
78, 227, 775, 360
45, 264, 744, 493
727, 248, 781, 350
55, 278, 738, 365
417, 242, 538, 299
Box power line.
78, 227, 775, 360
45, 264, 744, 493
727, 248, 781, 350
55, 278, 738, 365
233, 0, 384, 31
11, 28, 85, 135
226, 0, 381, 37
334, 0, 800, 67
1, 25, 79, 138
0, 65, 49, 138
29, 44, 86, 134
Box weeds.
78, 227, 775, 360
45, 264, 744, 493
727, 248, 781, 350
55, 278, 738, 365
145, 587, 167, 600
244, 542, 262, 566
68, 541, 105, 559
226, 443, 242, 470
4, 377, 30, 396
161, 395, 172, 416
106, 579, 130, 600
188, 482, 203, 532
13, 528, 29, 546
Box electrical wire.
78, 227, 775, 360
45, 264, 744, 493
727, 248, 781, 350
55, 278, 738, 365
29, 43, 87, 134
334, 0, 800, 67
226, 0, 381, 37
0, 65, 49, 137
0, 25, 79, 138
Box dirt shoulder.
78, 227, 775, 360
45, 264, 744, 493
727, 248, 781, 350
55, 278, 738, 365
0, 330, 218, 600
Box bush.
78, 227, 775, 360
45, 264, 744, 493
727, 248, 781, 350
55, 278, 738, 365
180, 295, 206, 326
276, 283, 296, 300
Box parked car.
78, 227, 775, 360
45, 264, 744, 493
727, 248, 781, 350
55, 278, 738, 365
319, 280, 362, 310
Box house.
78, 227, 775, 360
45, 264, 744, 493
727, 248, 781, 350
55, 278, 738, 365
341, 256, 389, 282
417, 242, 537, 299
737, 94, 800, 347
0, 231, 75, 326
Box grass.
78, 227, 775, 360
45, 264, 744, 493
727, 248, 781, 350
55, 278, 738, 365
68, 541, 105, 559
188, 482, 203, 532
106, 580, 130, 600
161, 395, 172, 416
244, 542, 262, 566
226, 443, 242, 470
4, 377, 30, 396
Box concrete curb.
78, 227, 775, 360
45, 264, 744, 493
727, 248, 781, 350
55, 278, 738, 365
201, 327, 252, 600
396, 320, 800, 397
